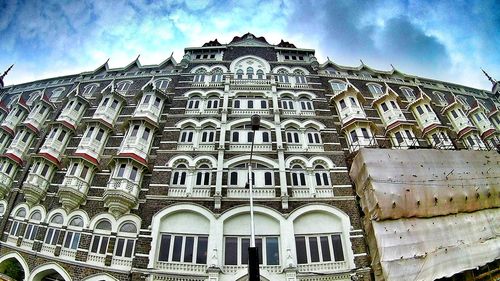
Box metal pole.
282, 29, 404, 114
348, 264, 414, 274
248, 115, 260, 280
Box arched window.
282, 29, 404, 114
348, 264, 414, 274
193, 69, 206, 83
291, 165, 306, 186
247, 67, 254, 79
206, 97, 219, 109
236, 69, 244, 79
314, 165, 330, 187
400, 87, 416, 101
155, 79, 170, 90
229, 163, 273, 188
114, 221, 137, 259
90, 219, 112, 257
433, 91, 447, 106
277, 69, 289, 83
195, 164, 211, 186
299, 98, 313, 111
306, 130, 322, 144
83, 84, 98, 97
211, 68, 223, 82
200, 127, 215, 143
456, 95, 470, 110
9, 207, 27, 238
294, 70, 307, 84
330, 81, 347, 92
63, 216, 84, 250
179, 127, 195, 143
286, 129, 300, 144
172, 164, 188, 186
187, 97, 201, 109
24, 210, 42, 241
51, 87, 65, 101
27, 91, 41, 106
257, 69, 264, 79
116, 81, 132, 92
280, 97, 294, 110
44, 214, 64, 246
367, 83, 383, 97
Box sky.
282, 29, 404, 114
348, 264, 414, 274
0, 0, 499, 90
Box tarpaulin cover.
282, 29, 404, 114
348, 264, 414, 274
349, 148, 500, 281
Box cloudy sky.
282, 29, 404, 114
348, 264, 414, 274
1, 0, 499, 90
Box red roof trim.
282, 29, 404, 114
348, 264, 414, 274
72, 152, 99, 166
481, 128, 496, 139
24, 122, 40, 135
4, 153, 23, 165
117, 152, 148, 166
0, 125, 14, 136
37, 152, 61, 167
457, 127, 476, 139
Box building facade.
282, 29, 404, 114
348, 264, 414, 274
0, 33, 498, 281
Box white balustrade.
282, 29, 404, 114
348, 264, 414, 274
417, 111, 440, 129
24, 111, 47, 131
1, 114, 24, 131
40, 138, 66, 160
203, 109, 219, 115
222, 265, 281, 274
7, 236, 18, 245
451, 115, 472, 132
230, 79, 271, 86
20, 239, 34, 249
281, 109, 296, 116
185, 109, 201, 115
134, 103, 161, 124
339, 106, 366, 125
62, 176, 90, 193
7, 138, 31, 159
381, 108, 405, 127
40, 244, 56, 255
107, 178, 139, 196
296, 261, 348, 272
229, 144, 272, 151
226, 188, 275, 198
57, 108, 82, 128
156, 261, 207, 273
77, 138, 104, 160
119, 136, 151, 161
299, 110, 315, 116
197, 144, 215, 151
231, 109, 271, 115
59, 248, 77, 259
307, 144, 324, 152
87, 252, 106, 264
176, 144, 195, 151
94, 106, 119, 126
111, 256, 133, 268
168, 188, 210, 198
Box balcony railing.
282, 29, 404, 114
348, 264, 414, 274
111, 256, 133, 269
133, 103, 162, 124
381, 109, 406, 127
119, 136, 151, 161
58, 176, 90, 211
59, 248, 77, 259
339, 106, 366, 125
39, 138, 67, 161
24, 111, 48, 131
168, 187, 211, 198
296, 261, 348, 273
104, 178, 140, 216
291, 187, 333, 198
417, 112, 440, 129
230, 109, 271, 115
23, 173, 51, 206
451, 116, 473, 132
229, 143, 272, 151
156, 261, 207, 274
226, 188, 275, 198
77, 138, 105, 161
94, 106, 120, 126
1, 115, 23, 132
222, 264, 281, 274
87, 252, 106, 265
0, 172, 14, 198
20, 239, 34, 250
40, 244, 56, 255
57, 108, 82, 128
7, 138, 31, 159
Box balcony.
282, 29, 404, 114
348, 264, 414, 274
222, 264, 281, 274
306, 144, 324, 152
76, 138, 105, 162
471, 118, 495, 136
338, 106, 366, 125
229, 79, 272, 91
156, 261, 207, 275
59, 248, 77, 260
416, 111, 440, 129
103, 178, 140, 217
226, 188, 275, 198
57, 108, 83, 129
348, 138, 378, 153
40, 244, 56, 255
87, 252, 106, 265
119, 136, 151, 162
23, 173, 51, 206
291, 187, 333, 198
133, 103, 162, 124
6, 138, 31, 160
39, 138, 67, 162
24, 110, 49, 132
168, 187, 211, 198
111, 256, 133, 269
94, 106, 120, 126
229, 143, 272, 151
230, 108, 271, 116
0, 172, 14, 198
58, 176, 90, 211
1, 114, 24, 133
380, 109, 405, 127
451, 116, 473, 133
296, 261, 348, 273
20, 239, 34, 250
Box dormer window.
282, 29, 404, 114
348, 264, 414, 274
400, 87, 416, 101
27, 91, 41, 106
116, 81, 132, 92
456, 95, 470, 110
155, 79, 170, 90
294, 70, 307, 84
83, 84, 98, 97
330, 81, 347, 92
367, 83, 383, 97
51, 87, 65, 101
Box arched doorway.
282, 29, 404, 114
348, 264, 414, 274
29, 263, 71, 281
0, 257, 26, 280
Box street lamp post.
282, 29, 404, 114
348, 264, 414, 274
248, 114, 261, 281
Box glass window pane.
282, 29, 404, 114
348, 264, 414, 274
30, 226, 38, 240
116, 238, 125, 256
266, 237, 279, 265
256, 238, 263, 264
224, 237, 238, 265
172, 236, 183, 262
331, 235, 344, 261
309, 237, 320, 262
320, 236, 331, 262
241, 238, 250, 265
184, 237, 194, 262
158, 235, 171, 261
100, 237, 109, 254
64, 232, 73, 248
196, 236, 208, 264
295, 236, 308, 264
71, 233, 80, 249
91, 236, 100, 253
125, 239, 134, 257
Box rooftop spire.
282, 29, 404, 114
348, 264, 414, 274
0, 64, 14, 89
481, 68, 496, 84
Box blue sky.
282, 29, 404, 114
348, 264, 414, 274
0, 0, 499, 90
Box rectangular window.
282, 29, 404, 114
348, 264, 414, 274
247, 100, 254, 109
101, 97, 109, 107
21, 132, 30, 143
331, 235, 344, 261
131, 125, 139, 137
350, 130, 358, 143
57, 130, 66, 142
24, 224, 38, 240
40, 164, 49, 177
339, 99, 346, 109
111, 99, 119, 109
381, 102, 388, 112
75, 102, 82, 111
295, 234, 344, 264
416, 106, 424, 115
143, 95, 151, 104
154, 97, 161, 107
295, 236, 308, 264
395, 132, 404, 144
85, 127, 94, 138
117, 164, 126, 177
129, 167, 138, 181
361, 128, 369, 138
224, 237, 238, 265
142, 127, 150, 141
96, 129, 104, 141
158, 234, 208, 264
90, 235, 109, 254
80, 165, 89, 179
451, 110, 459, 118
69, 163, 78, 176
260, 100, 267, 108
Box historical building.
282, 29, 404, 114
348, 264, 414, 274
0, 33, 498, 281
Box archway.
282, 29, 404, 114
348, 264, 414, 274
0, 257, 26, 280
29, 263, 71, 281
